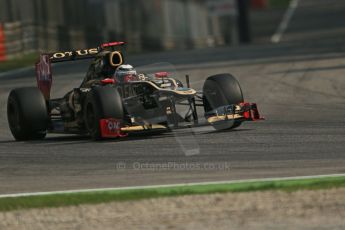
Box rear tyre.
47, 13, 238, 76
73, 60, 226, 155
7, 87, 48, 141
203, 74, 244, 130
84, 86, 124, 140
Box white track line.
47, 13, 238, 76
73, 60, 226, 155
0, 173, 344, 198
271, 0, 300, 43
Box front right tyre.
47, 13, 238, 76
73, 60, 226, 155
203, 73, 244, 130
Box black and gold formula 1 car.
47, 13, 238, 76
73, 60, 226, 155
7, 41, 263, 141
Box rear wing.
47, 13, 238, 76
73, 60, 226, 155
36, 41, 125, 100
48, 41, 125, 63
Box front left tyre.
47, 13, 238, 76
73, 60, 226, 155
7, 87, 48, 141
84, 86, 124, 140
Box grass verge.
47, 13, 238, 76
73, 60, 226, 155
0, 53, 38, 73
0, 176, 344, 212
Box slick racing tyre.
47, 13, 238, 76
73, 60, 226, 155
203, 73, 244, 130
84, 86, 124, 140
7, 87, 48, 141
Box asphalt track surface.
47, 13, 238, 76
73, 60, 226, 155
0, 0, 345, 194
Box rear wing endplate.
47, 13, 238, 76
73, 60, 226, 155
36, 54, 52, 100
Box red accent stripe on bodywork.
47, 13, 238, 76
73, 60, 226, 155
101, 42, 126, 48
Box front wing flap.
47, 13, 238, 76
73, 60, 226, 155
99, 103, 263, 138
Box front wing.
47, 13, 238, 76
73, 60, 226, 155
99, 102, 263, 138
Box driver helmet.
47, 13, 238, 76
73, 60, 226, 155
114, 64, 137, 83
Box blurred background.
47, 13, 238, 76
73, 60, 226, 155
0, 0, 288, 60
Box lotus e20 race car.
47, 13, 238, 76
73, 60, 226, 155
7, 41, 263, 141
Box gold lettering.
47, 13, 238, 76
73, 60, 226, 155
76, 49, 88, 55
88, 48, 98, 54
53, 53, 65, 59
64, 51, 73, 57
50, 48, 99, 60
